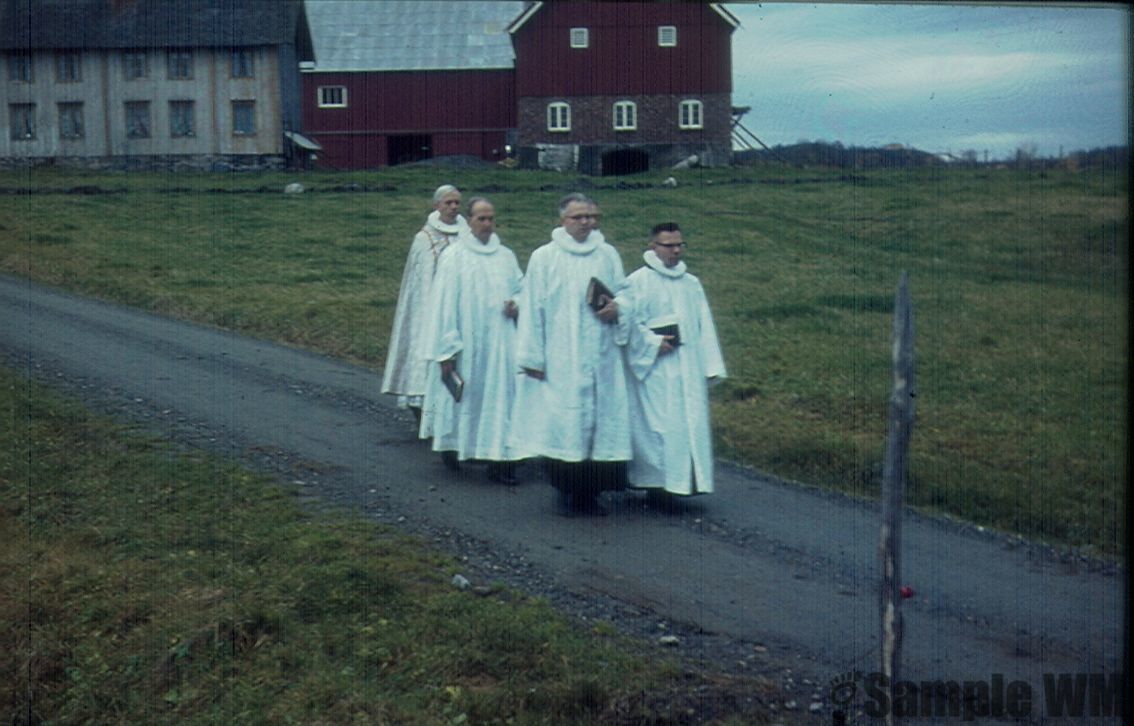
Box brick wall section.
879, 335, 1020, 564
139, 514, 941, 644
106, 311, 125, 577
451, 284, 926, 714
518, 93, 731, 147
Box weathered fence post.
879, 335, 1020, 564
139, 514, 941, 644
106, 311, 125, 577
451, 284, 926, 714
879, 271, 916, 725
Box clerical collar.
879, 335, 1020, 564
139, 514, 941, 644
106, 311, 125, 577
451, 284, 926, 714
459, 230, 501, 254
644, 249, 686, 278
427, 210, 467, 235
552, 226, 605, 255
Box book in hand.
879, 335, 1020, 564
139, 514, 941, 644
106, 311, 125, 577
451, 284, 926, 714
442, 365, 464, 402
648, 314, 681, 347
586, 277, 615, 312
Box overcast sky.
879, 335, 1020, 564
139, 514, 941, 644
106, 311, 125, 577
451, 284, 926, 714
727, 2, 1129, 159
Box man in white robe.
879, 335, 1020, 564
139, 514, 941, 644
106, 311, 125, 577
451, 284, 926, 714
419, 197, 522, 484
510, 193, 631, 514
619, 223, 726, 498
381, 184, 467, 424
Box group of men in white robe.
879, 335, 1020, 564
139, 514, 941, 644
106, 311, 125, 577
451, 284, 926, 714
382, 186, 726, 514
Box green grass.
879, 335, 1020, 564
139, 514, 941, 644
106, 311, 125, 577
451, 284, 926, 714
0, 164, 1126, 554
0, 366, 780, 723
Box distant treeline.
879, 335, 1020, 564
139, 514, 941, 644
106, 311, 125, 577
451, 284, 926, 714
734, 142, 1128, 170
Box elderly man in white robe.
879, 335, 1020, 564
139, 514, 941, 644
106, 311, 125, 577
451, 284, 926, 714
381, 184, 467, 425
619, 222, 726, 502
419, 197, 523, 484
510, 193, 631, 515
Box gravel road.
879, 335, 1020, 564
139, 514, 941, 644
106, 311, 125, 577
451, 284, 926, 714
1, 273, 1124, 722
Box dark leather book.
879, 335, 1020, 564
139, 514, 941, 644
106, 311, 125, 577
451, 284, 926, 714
442, 366, 464, 402
586, 277, 615, 312
648, 314, 681, 346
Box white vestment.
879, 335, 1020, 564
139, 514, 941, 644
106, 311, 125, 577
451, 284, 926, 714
381, 210, 466, 406
509, 227, 631, 462
619, 250, 726, 494
418, 230, 522, 460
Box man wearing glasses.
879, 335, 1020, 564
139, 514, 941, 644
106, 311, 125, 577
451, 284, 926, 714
510, 193, 631, 515
618, 222, 726, 505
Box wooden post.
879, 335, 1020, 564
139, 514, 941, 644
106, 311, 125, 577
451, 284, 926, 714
879, 271, 916, 725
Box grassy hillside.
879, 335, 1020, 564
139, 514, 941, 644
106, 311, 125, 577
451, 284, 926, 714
0, 163, 1126, 553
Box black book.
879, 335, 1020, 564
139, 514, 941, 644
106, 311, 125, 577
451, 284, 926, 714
648, 314, 681, 347
586, 277, 615, 312
442, 366, 464, 402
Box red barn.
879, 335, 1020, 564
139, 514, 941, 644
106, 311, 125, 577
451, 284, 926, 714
301, 1, 520, 169
507, 1, 738, 174
300, 1, 738, 173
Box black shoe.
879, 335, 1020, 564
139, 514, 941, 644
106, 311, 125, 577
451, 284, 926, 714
486, 461, 518, 486
441, 450, 460, 471
559, 491, 605, 517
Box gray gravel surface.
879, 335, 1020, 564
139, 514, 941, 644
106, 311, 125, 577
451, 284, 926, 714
1, 273, 1124, 723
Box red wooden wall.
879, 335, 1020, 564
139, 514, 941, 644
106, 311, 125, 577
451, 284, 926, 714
510, 2, 733, 97
301, 69, 515, 169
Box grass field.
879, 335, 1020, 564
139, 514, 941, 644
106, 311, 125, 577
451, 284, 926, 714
0, 163, 1126, 553
0, 366, 781, 723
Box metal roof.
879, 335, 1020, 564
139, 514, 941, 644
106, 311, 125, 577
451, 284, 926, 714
304, 0, 523, 72
0, 0, 313, 54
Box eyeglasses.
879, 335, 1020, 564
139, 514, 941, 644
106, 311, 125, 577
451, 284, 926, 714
566, 213, 601, 220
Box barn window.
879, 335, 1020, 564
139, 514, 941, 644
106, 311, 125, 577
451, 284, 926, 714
547, 102, 571, 132
570, 27, 589, 48
167, 50, 192, 79
318, 86, 347, 108
658, 26, 677, 47
232, 100, 256, 135
55, 51, 81, 82
170, 100, 195, 137
231, 48, 254, 78
679, 99, 703, 130
613, 101, 637, 131
58, 102, 84, 139
123, 51, 148, 80
124, 101, 150, 138
9, 103, 35, 139
7, 53, 33, 83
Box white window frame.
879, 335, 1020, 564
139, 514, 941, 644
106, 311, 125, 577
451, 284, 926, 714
679, 99, 704, 130
612, 100, 637, 131
58, 102, 84, 139
55, 51, 81, 82
658, 26, 677, 47
570, 27, 589, 48
232, 100, 256, 135
547, 102, 571, 132
169, 99, 195, 137
122, 50, 148, 80
317, 86, 347, 108
9, 103, 36, 139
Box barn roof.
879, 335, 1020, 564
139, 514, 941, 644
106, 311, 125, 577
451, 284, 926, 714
0, 0, 314, 56
506, 2, 741, 34
303, 0, 523, 72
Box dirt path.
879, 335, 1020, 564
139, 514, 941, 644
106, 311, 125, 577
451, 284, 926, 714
1, 273, 1124, 721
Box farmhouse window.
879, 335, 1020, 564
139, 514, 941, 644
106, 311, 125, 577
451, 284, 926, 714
58, 102, 84, 139
679, 99, 703, 130
231, 48, 254, 78
570, 27, 589, 48
170, 100, 195, 137
232, 100, 256, 135
658, 26, 677, 47
125, 101, 151, 138
55, 51, 81, 82
613, 101, 637, 131
318, 86, 347, 108
167, 50, 193, 79
9, 104, 35, 140
123, 51, 148, 80
7, 53, 33, 83
547, 102, 571, 132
